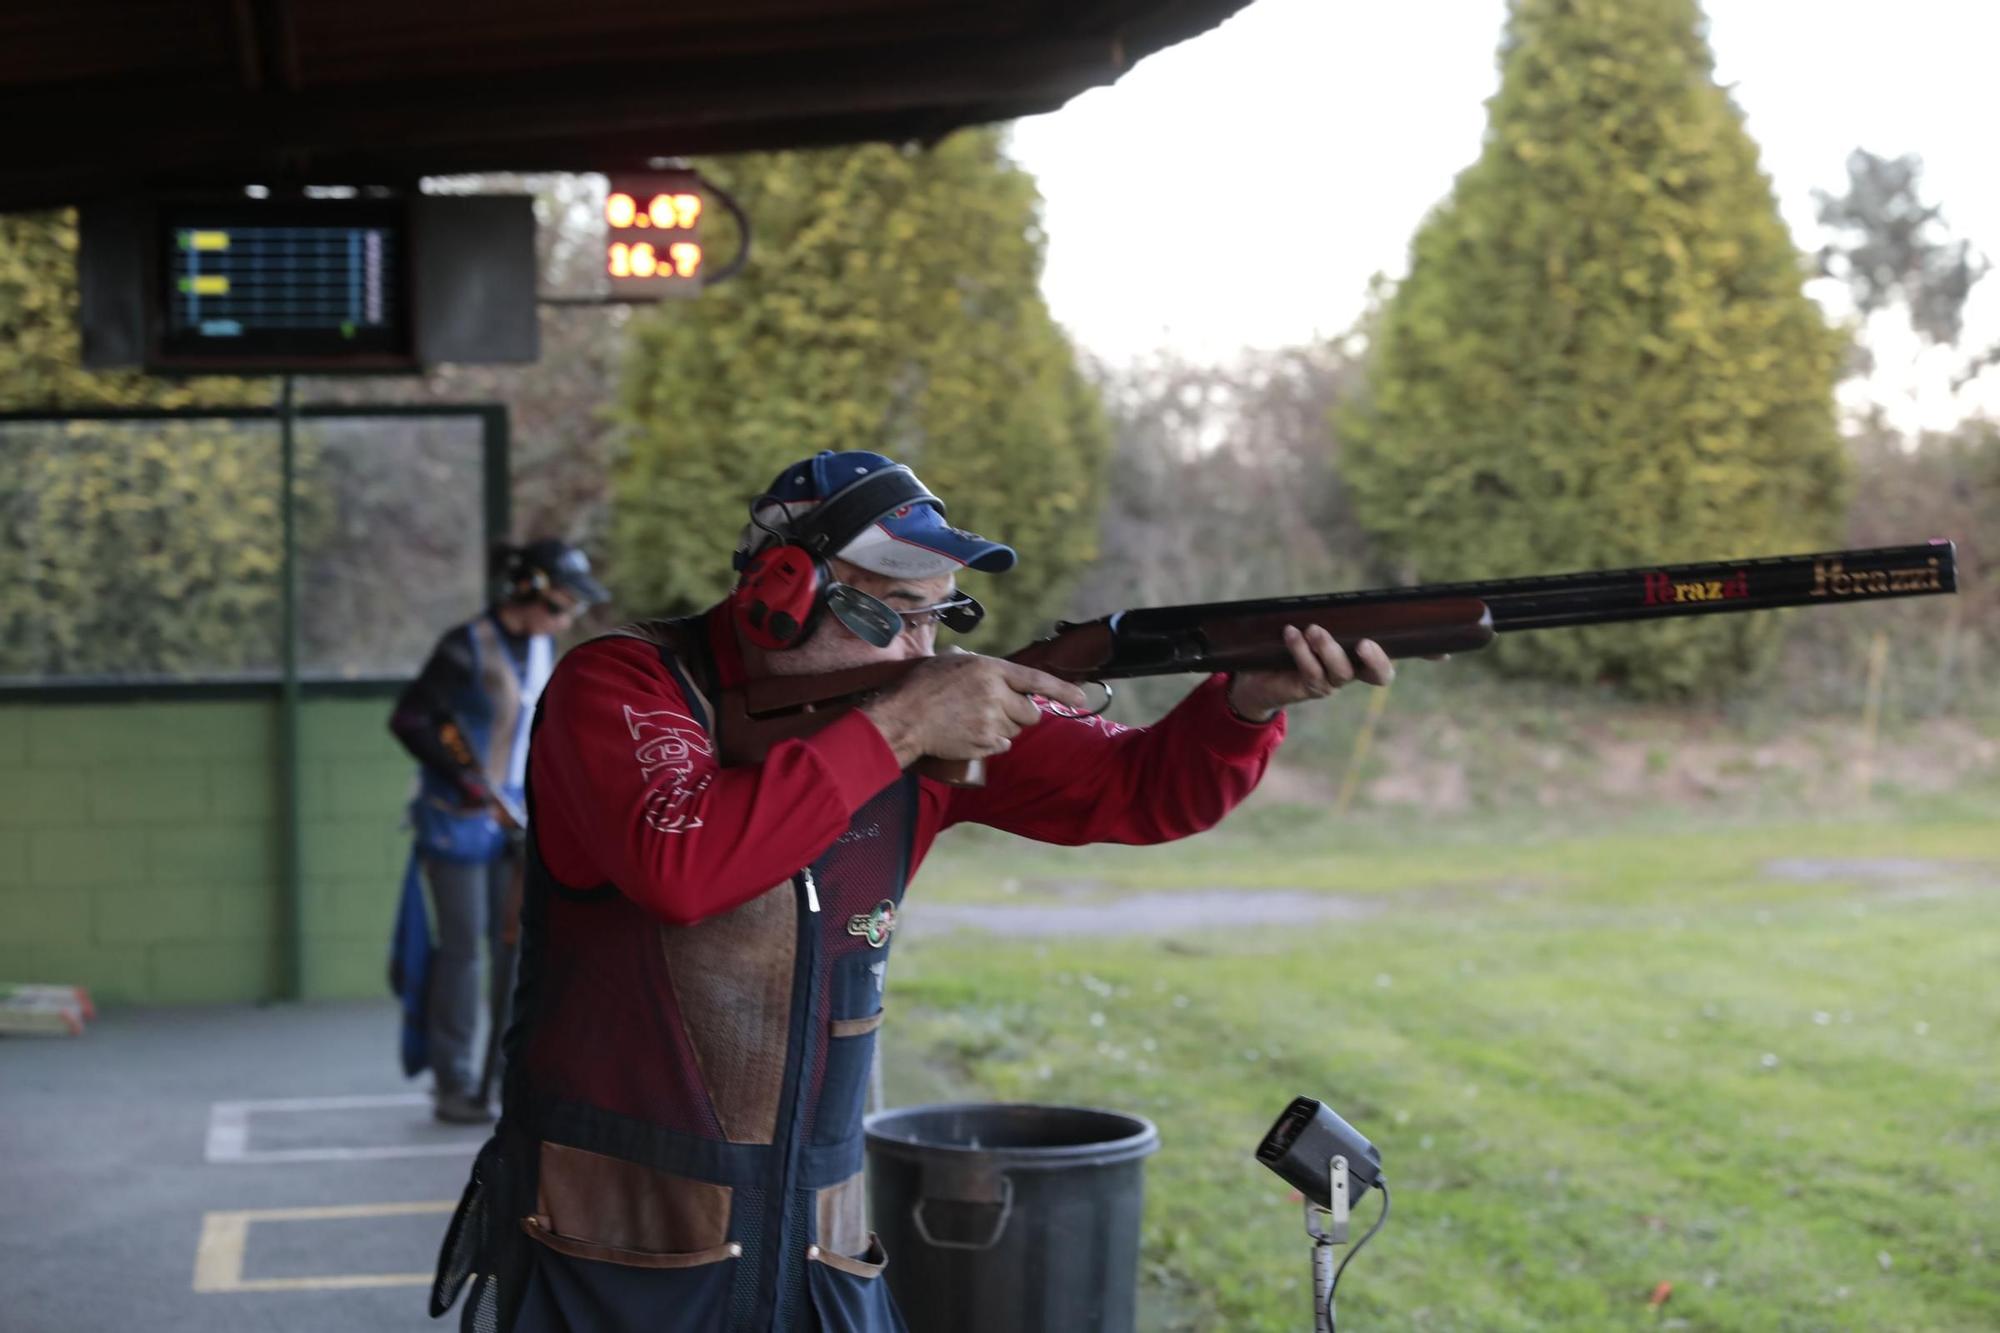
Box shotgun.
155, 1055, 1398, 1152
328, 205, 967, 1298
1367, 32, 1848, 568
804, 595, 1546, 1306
717, 542, 1958, 783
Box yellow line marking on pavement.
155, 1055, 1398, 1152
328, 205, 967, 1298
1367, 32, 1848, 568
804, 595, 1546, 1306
211, 1272, 434, 1292
192, 1200, 456, 1293
191, 1213, 250, 1293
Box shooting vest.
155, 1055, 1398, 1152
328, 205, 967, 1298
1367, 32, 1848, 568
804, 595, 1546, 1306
412, 613, 552, 863
433, 616, 916, 1333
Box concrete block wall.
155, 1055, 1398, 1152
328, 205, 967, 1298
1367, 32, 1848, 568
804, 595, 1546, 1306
0, 696, 413, 1004
297, 699, 418, 1000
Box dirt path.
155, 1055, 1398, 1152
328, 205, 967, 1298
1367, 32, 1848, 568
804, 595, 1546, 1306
1761, 856, 2000, 902
903, 858, 1997, 940
901, 888, 1385, 939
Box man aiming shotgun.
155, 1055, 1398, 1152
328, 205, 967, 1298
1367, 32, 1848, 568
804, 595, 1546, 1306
431, 447, 1953, 1333
429, 450, 1394, 1333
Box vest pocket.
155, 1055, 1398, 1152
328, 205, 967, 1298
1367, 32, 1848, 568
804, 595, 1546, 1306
411, 797, 507, 863
808, 1230, 888, 1277
812, 1011, 882, 1146
517, 1228, 740, 1332
523, 1140, 734, 1265
807, 1234, 908, 1332
830, 1010, 884, 1039
520, 1215, 741, 1269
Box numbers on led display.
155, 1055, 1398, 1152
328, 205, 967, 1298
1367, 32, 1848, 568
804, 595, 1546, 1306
607, 242, 704, 279
605, 175, 705, 295
605, 192, 701, 231
649, 194, 701, 229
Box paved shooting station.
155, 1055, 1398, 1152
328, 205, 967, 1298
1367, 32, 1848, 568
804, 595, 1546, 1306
0, 4, 1253, 1330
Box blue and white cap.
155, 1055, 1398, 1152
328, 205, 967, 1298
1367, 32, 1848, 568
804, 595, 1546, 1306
734, 451, 1018, 580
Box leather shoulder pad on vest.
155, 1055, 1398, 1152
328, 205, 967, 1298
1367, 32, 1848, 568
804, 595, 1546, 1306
597, 617, 718, 734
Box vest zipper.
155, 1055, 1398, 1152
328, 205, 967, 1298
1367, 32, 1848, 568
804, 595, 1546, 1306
763, 865, 824, 1329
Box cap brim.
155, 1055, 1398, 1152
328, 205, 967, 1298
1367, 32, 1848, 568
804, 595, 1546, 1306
556, 572, 611, 605
838, 507, 1017, 579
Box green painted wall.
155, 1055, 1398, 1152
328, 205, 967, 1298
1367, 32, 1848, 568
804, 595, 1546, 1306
0, 696, 413, 1004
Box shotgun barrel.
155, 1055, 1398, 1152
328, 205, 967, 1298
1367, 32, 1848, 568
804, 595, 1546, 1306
718, 542, 1959, 774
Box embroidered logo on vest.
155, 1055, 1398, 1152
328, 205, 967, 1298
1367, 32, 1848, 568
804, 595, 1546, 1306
847, 900, 898, 948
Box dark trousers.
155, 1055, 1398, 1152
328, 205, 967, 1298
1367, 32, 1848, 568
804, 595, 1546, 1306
422, 850, 519, 1097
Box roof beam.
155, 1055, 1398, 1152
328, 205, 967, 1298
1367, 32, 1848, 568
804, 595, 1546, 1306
0, 35, 1120, 207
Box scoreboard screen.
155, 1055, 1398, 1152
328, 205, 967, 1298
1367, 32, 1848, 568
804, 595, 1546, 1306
604, 171, 704, 298
152, 200, 415, 368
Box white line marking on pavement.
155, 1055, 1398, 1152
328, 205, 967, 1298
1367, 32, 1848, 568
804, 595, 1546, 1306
204, 1093, 486, 1164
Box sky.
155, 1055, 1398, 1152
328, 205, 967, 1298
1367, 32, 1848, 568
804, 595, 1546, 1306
1008, 0, 2000, 432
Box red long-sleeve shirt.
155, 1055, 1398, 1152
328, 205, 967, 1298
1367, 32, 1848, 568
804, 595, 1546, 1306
529, 607, 1285, 924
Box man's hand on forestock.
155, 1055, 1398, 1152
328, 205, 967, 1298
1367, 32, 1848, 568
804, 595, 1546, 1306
1226, 624, 1396, 722
861, 654, 1091, 768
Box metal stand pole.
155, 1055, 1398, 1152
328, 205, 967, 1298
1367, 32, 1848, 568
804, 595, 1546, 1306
1303, 1154, 1350, 1332
278, 374, 305, 1000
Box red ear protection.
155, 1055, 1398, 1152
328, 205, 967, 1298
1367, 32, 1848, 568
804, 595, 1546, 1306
732, 543, 828, 649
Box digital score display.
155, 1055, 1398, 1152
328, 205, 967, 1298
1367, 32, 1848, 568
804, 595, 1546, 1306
605, 171, 704, 298
152, 200, 414, 368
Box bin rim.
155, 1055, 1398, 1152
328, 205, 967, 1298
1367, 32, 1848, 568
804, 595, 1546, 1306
864, 1100, 1160, 1171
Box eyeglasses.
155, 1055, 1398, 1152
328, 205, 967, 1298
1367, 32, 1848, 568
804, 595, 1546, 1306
824, 585, 984, 648
891, 592, 984, 634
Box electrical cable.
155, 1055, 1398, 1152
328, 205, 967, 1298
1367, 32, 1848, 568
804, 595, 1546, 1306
1326, 1180, 1390, 1331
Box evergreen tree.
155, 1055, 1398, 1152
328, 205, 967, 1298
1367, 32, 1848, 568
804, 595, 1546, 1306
612, 129, 1109, 649
1340, 0, 1848, 696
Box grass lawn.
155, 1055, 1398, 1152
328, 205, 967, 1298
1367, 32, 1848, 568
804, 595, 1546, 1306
881, 792, 2000, 1331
